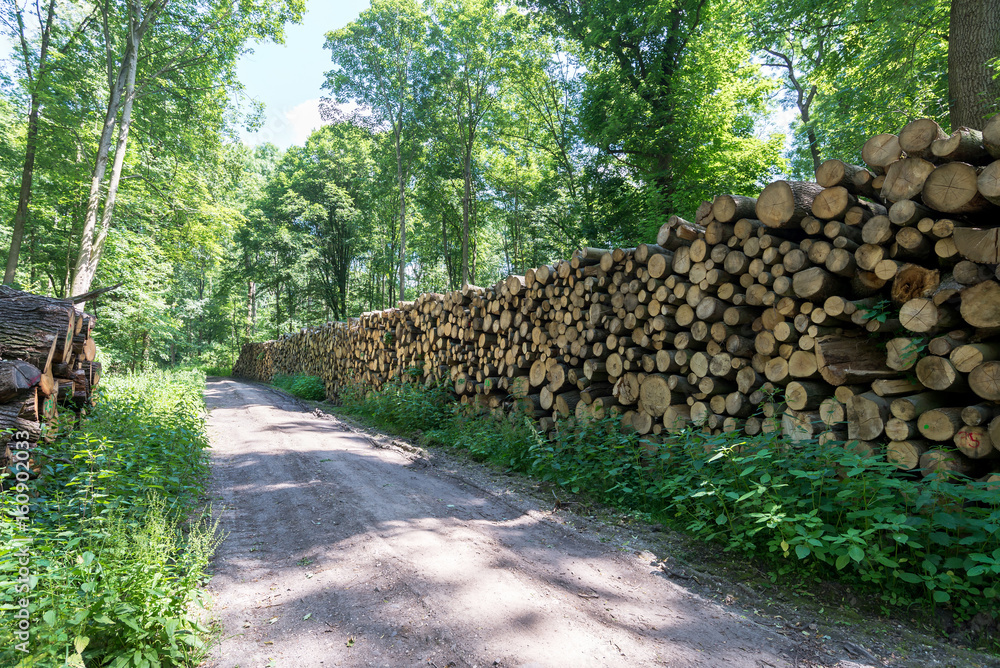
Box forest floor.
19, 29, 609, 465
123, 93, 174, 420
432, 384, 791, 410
199, 377, 997, 668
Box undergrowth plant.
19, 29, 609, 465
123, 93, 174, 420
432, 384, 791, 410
339, 379, 1000, 629
272, 373, 327, 401
0, 369, 218, 667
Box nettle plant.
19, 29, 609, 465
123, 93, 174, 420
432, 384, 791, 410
0, 369, 219, 668
337, 381, 1000, 623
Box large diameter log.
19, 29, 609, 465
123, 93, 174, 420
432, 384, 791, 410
792, 267, 842, 301
977, 160, 1000, 205
0, 360, 42, 403
959, 280, 1000, 328
756, 181, 824, 228
0, 402, 40, 448
885, 338, 924, 371
986, 114, 1000, 159
529, 360, 547, 387
880, 158, 935, 202
656, 216, 703, 249
915, 355, 968, 392
554, 391, 581, 418
782, 409, 822, 442
509, 376, 531, 399
712, 194, 757, 223
990, 416, 1000, 452
811, 186, 857, 220
663, 405, 690, 432
614, 372, 641, 405
888, 439, 930, 470
899, 298, 959, 333
888, 199, 933, 227
816, 160, 867, 189
918, 407, 965, 441
862, 134, 903, 172
890, 392, 953, 421
962, 403, 999, 426
951, 343, 1000, 373
919, 450, 974, 478
970, 361, 1000, 401
955, 425, 997, 459
953, 227, 1000, 264
898, 118, 948, 159
885, 417, 920, 441
852, 392, 890, 441
0, 288, 75, 369
639, 374, 672, 418
814, 335, 897, 386
932, 127, 989, 163
921, 162, 990, 214
891, 264, 939, 303
785, 381, 831, 411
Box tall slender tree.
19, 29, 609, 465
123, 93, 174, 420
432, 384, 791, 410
2, 0, 95, 285
427, 0, 522, 286
324, 0, 429, 302
71, 0, 304, 296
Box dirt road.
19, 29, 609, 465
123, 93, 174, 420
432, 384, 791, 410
202, 378, 859, 668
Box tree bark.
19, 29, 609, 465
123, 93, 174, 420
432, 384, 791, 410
4, 0, 57, 286
948, 0, 1000, 129
71, 8, 139, 295
395, 123, 407, 302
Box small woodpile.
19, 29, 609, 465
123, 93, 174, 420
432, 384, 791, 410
1, 286, 101, 478
235, 116, 1000, 486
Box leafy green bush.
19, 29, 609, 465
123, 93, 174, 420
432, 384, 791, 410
272, 373, 327, 401
339, 378, 536, 470
204, 365, 231, 377
651, 430, 1000, 619
339, 381, 1000, 626
338, 377, 452, 434
0, 369, 217, 667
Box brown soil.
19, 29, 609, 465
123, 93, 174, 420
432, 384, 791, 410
200, 378, 998, 668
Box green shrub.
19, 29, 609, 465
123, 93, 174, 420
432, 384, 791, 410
338, 377, 451, 434
0, 369, 216, 667
204, 365, 231, 377
339, 381, 1000, 625
272, 373, 327, 401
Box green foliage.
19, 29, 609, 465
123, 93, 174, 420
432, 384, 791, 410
338, 378, 452, 434
0, 369, 217, 667
745, 0, 950, 176
341, 382, 1000, 625
338, 378, 537, 470
272, 373, 327, 401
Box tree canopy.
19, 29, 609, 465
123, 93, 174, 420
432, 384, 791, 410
0, 0, 994, 370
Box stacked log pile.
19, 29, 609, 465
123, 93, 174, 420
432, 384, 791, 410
0, 286, 101, 477
235, 116, 1000, 485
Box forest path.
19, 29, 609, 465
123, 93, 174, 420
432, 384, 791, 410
199, 377, 845, 668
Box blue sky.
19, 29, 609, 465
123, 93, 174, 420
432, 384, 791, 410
236, 0, 370, 148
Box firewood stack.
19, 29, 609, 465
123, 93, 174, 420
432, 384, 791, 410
235, 116, 1000, 486
0, 286, 101, 478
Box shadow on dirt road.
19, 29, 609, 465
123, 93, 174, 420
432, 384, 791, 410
200, 378, 893, 668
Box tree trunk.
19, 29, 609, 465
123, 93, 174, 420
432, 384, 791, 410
4, 0, 57, 286
4, 98, 41, 286
461, 142, 472, 288
948, 0, 1000, 129
395, 125, 407, 303
78, 42, 138, 295
71, 12, 139, 296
